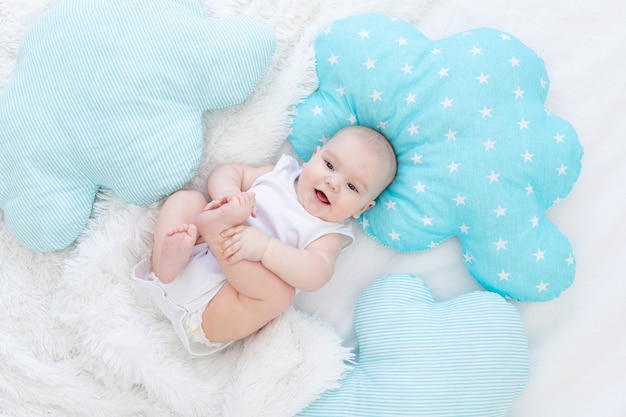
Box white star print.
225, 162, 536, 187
318, 135, 330, 145
363, 58, 376, 69
444, 129, 457, 141
377, 121, 387, 130
311, 105, 323, 116
322, 27, 332, 36
336, 86, 346, 96
459, 223, 470, 234
470, 46, 483, 55
521, 150, 534, 162
413, 182, 426, 193
410, 153, 422, 164
396, 37, 408, 46
479, 106, 493, 118
513, 87, 525, 99
440, 97, 454, 109
347, 114, 357, 124
525, 184, 534, 195
552, 197, 563, 206
431, 48, 442, 55
498, 269, 511, 281
405, 93, 416, 105
494, 238, 508, 250
517, 118, 530, 130
530, 216, 539, 227
487, 170, 500, 183
360, 218, 370, 228
566, 254, 575, 266
535, 281, 549, 292
447, 161, 460, 173
438, 67, 450, 78
388, 230, 400, 240
540, 78, 548, 88
453, 194, 466, 205
476, 72, 489, 84
357, 29, 370, 39
428, 241, 438, 249
482, 138, 496, 150
509, 56, 521, 67
407, 124, 420, 136
556, 164, 568, 175
386, 200, 396, 210
463, 253, 474, 263
370, 90, 382, 102
533, 249, 546, 262
554, 133, 565, 143
421, 215, 433, 226
500, 33, 511, 41
327, 54, 339, 65
493, 205, 507, 217
401, 63, 413, 75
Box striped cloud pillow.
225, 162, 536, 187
298, 274, 529, 417
0, 0, 275, 251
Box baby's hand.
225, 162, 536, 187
219, 225, 269, 264
202, 196, 230, 211
204, 192, 258, 218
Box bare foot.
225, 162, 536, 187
156, 223, 198, 284
195, 192, 255, 244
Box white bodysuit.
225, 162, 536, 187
134, 155, 355, 355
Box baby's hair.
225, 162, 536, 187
337, 125, 398, 189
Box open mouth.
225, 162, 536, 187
315, 189, 330, 204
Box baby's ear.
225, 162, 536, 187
352, 200, 375, 218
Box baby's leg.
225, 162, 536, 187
156, 224, 198, 284
195, 193, 295, 342
152, 190, 207, 282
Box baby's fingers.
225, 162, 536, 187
220, 225, 244, 238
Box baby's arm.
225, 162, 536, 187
220, 226, 342, 292
206, 163, 273, 201
262, 234, 342, 291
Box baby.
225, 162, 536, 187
133, 125, 397, 355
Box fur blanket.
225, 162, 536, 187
0, 0, 435, 415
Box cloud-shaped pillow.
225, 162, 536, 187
289, 14, 583, 301
297, 274, 529, 417
0, 0, 275, 252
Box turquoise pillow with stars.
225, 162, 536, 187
0, 0, 275, 252
289, 13, 583, 301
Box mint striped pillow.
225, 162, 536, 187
298, 274, 529, 417
0, 0, 275, 251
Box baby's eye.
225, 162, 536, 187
348, 182, 358, 192
325, 160, 334, 170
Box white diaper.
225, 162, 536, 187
133, 243, 233, 355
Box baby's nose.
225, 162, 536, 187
325, 175, 339, 191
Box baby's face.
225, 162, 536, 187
296, 129, 390, 222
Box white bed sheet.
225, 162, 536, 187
295, 0, 626, 415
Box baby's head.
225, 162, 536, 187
296, 125, 397, 222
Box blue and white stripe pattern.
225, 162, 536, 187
0, 0, 275, 251
289, 14, 583, 301
298, 274, 529, 417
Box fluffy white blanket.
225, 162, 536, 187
0, 0, 434, 415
